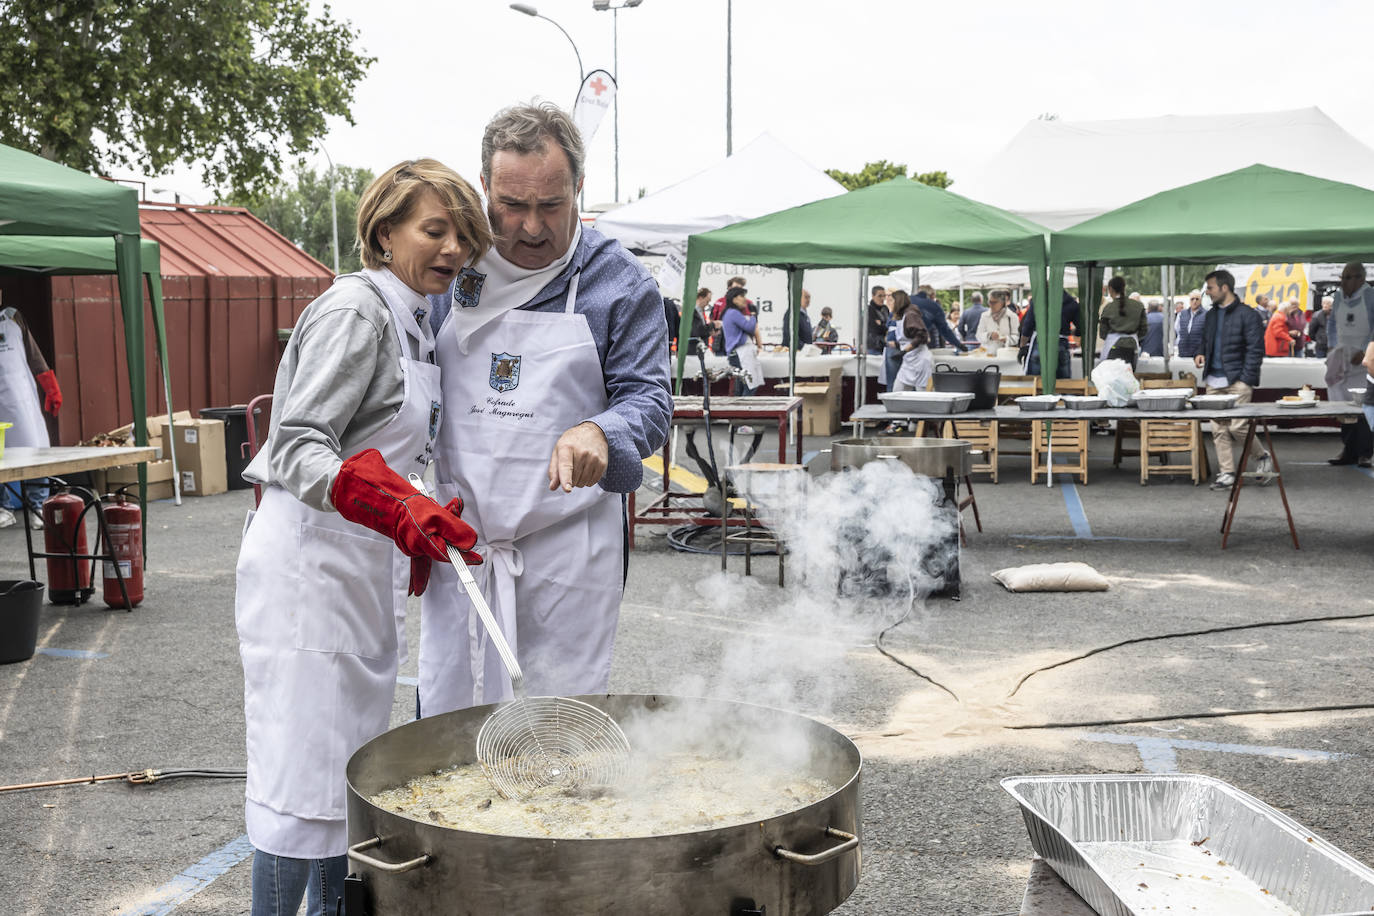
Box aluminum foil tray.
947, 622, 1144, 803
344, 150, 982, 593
1060, 395, 1106, 410
1131, 392, 1190, 411
1189, 394, 1239, 410
877, 391, 975, 413
1002, 774, 1374, 916
1016, 395, 1061, 412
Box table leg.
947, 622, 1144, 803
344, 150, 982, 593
777, 415, 787, 464
1220, 420, 1257, 548
20, 480, 37, 581
1261, 421, 1300, 550
793, 407, 802, 464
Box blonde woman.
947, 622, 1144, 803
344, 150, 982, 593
235, 160, 492, 916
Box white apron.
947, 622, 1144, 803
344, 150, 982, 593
1099, 332, 1130, 362
0, 308, 49, 449
731, 338, 763, 390
419, 273, 624, 715
234, 275, 441, 859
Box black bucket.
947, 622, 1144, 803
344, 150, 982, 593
199, 406, 256, 490
0, 580, 45, 664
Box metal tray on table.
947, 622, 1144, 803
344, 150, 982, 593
1002, 773, 1374, 916
1130, 391, 1190, 411
1016, 395, 1061, 412
877, 391, 975, 413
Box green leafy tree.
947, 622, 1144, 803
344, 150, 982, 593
0, 0, 373, 195
1107, 265, 1212, 298
225, 163, 375, 273
825, 160, 953, 191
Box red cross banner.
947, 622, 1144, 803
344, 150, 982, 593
573, 69, 617, 145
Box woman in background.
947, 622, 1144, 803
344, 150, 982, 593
1098, 275, 1147, 368
722, 286, 761, 396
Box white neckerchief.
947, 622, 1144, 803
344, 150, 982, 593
360, 266, 435, 362
450, 222, 582, 355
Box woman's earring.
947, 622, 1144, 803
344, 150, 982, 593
382, 249, 393, 262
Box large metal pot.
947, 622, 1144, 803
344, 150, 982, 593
345, 694, 862, 916
829, 437, 972, 478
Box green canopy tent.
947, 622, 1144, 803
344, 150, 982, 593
1049, 164, 1374, 386
675, 177, 1052, 403
0, 143, 174, 504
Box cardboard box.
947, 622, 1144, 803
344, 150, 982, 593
99, 410, 193, 459
102, 459, 176, 501
161, 418, 227, 497
795, 367, 843, 436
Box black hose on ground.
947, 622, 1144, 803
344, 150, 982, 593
1008, 610, 1374, 697
1004, 703, 1374, 731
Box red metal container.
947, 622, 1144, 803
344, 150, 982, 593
101, 494, 143, 609
42, 490, 93, 605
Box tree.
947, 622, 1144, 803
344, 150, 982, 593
0, 1, 373, 195
225, 163, 375, 274
1108, 265, 1212, 298
824, 160, 953, 191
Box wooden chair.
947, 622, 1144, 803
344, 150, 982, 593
1136, 379, 1209, 484
1113, 377, 1194, 467
943, 419, 998, 483
1052, 379, 1096, 396
997, 374, 1042, 404
1030, 417, 1090, 484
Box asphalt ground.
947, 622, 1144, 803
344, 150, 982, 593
1, 424, 1372, 915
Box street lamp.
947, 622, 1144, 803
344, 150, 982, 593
592, 0, 643, 203
509, 4, 584, 82
318, 142, 340, 275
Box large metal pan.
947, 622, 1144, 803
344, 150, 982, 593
345, 694, 862, 916
829, 437, 972, 479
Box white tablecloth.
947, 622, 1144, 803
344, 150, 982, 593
1135, 356, 1327, 389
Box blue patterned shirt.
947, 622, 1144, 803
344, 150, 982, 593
429, 227, 672, 492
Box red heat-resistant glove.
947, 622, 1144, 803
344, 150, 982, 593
36, 371, 61, 415
407, 498, 480, 596
331, 449, 480, 563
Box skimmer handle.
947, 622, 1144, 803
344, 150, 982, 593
408, 474, 525, 698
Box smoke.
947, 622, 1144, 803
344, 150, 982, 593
630, 457, 961, 759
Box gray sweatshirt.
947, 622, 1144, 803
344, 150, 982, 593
244, 275, 413, 512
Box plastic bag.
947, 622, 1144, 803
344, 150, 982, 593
1090, 358, 1139, 407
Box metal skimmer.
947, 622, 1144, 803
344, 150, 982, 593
408, 476, 631, 799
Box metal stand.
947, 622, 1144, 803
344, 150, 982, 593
723, 499, 785, 586
19, 479, 135, 611
1220, 419, 1297, 549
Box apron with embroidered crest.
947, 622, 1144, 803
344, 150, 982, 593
418, 272, 624, 714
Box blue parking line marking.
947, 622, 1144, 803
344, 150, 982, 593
1059, 478, 1094, 538
36, 647, 109, 660
124, 834, 254, 915
396, 675, 419, 687
1010, 534, 1186, 542
1080, 732, 1347, 774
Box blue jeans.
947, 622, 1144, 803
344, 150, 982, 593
726, 351, 755, 396
251, 849, 348, 916
2, 480, 47, 512
1025, 338, 1072, 379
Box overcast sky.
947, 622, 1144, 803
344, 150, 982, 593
152, 0, 1374, 209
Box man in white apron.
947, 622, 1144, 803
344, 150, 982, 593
0, 297, 62, 528
419, 103, 672, 715
1325, 262, 1374, 466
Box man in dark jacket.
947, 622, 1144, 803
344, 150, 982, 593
781, 288, 815, 349
1019, 289, 1082, 378
957, 292, 986, 342
913, 285, 967, 351
866, 286, 890, 355
1195, 269, 1270, 490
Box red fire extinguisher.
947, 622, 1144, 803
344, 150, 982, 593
102, 491, 143, 609
43, 489, 94, 606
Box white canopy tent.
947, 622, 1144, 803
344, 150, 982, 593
593, 131, 847, 256
595, 131, 861, 346
957, 107, 1374, 230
